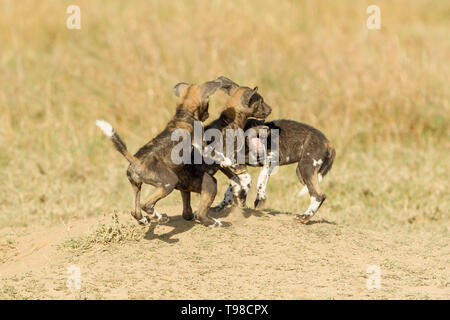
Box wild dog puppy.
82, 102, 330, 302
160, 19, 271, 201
215, 119, 336, 223
174, 76, 272, 227
95, 80, 222, 225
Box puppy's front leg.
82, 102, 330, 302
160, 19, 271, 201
202, 144, 233, 168
254, 163, 274, 209
216, 166, 250, 209
232, 172, 251, 208
254, 151, 278, 209
214, 184, 233, 211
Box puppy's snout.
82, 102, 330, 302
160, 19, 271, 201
252, 101, 271, 120
259, 102, 272, 118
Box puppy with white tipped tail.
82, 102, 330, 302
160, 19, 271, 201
96, 80, 222, 226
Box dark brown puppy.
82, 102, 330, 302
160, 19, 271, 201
96, 81, 222, 225
215, 119, 336, 223
174, 76, 272, 227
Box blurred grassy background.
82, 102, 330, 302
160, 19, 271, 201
0, 0, 448, 232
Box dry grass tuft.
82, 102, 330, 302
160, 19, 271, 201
61, 213, 145, 253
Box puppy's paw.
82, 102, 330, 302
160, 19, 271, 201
209, 218, 222, 228
137, 215, 151, 226
157, 213, 170, 224
208, 218, 231, 228
220, 157, 233, 168
182, 211, 195, 221
233, 197, 247, 209
294, 213, 313, 224
254, 198, 266, 210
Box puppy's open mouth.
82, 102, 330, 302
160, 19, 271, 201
249, 116, 268, 121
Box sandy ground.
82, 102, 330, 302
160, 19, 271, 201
0, 206, 448, 300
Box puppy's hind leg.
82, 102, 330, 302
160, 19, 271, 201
127, 169, 149, 225
197, 173, 223, 227
141, 167, 178, 224
295, 163, 326, 223
298, 161, 324, 197
181, 191, 195, 221
141, 186, 175, 224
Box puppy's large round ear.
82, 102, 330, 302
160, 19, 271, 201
241, 86, 259, 106
172, 82, 190, 97
200, 80, 222, 100
216, 76, 239, 96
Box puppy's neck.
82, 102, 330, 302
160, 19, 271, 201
220, 108, 248, 129
165, 106, 198, 133
173, 107, 196, 124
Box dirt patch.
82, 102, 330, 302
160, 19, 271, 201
1, 207, 448, 299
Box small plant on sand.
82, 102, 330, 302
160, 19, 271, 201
61, 213, 145, 253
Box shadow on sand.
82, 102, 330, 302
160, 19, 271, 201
144, 216, 195, 243
144, 205, 336, 243
212, 206, 264, 219
303, 219, 336, 225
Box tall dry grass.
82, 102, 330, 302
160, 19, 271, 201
0, 0, 448, 231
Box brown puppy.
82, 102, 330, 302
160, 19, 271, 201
215, 118, 336, 223
174, 76, 272, 227
96, 81, 222, 225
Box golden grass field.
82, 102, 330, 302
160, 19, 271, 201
0, 0, 448, 299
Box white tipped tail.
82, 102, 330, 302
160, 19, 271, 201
96, 120, 114, 137
95, 119, 135, 164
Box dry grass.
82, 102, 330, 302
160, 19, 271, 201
60, 212, 146, 254
0, 0, 448, 235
